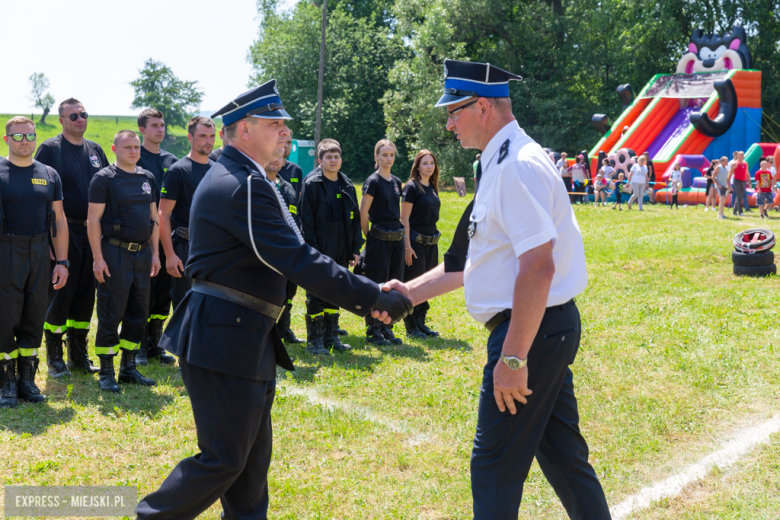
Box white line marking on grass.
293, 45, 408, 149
611, 415, 780, 519
280, 385, 431, 446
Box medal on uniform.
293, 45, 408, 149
468, 221, 477, 239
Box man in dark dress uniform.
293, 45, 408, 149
385, 60, 611, 519
299, 139, 363, 355
135, 80, 411, 520
159, 117, 216, 310
87, 130, 162, 393
0, 117, 69, 408
135, 109, 177, 366
35, 98, 109, 377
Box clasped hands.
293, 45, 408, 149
369, 279, 415, 325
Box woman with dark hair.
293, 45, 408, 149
359, 139, 405, 345
704, 162, 717, 212
400, 150, 442, 339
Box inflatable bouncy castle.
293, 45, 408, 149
589, 26, 770, 206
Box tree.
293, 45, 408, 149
28, 73, 55, 125
249, 0, 409, 178
130, 59, 203, 130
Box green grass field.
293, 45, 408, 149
1, 183, 780, 518
1, 113, 226, 163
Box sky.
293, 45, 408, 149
2, 0, 298, 117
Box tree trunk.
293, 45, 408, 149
39, 107, 50, 125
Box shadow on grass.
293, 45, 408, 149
35, 360, 185, 420
0, 401, 76, 435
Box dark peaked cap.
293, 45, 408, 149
435, 59, 522, 107
212, 79, 292, 126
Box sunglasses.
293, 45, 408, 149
9, 133, 36, 142
65, 112, 89, 121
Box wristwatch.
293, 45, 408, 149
500, 353, 527, 370
56, 260, 71, 269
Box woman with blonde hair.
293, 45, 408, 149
359, 139, 405, 345
400, 150, 442, 339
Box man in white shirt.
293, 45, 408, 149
384, 60, 610, 519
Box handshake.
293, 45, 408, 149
370, 281, 414, 324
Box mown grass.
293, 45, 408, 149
634, 431, 780, 519
1, 192, 780, 519
0, 113, 226, 162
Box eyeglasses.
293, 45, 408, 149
447, 99, 479, 121
65, 112, 89, 121
9, 133, 36, 142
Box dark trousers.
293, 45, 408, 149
732, 180, 746, 214
306, 233, 347, 316
363, 235, 404, 285
169, 240, 192, 311
136, 358, 275, 520
471, 302, 610, 519
149, 248, 172, 321
94, 242, 151, 355
403, 229, 439, 314
0, 234, 49, 357
45, 223, 95, 336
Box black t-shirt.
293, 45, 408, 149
324, 177, 344, 222
278, 160, 303, 200
34, 135, 109, 220
161, 157, 213, 232
88, 165, 156, 243
137, 146, 178, 203
402, 181, 441, 229
362, 172, 402, 223
208, 148, 224, 163
0, 158, 63, 236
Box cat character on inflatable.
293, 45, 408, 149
676, 25, 753, 74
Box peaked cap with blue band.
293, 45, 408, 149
434, 59, 523, 107
212, 79, 292, 126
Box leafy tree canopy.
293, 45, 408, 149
251, 0, 780, 184
130, 59, 203, 130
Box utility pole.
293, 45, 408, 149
315, 0, 327, 147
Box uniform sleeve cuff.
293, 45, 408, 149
512, 227, 557, 258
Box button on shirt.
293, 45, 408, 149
464, 121, 587, 324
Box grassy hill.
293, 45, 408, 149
1, 113, 226, 163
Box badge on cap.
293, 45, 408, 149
435, 60, 522, 108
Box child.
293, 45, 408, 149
669, 163, 682, 209
599, 158, 615, 180
612, 172, 627, 210
593, 173, 606, 205
755, 160, 774, 218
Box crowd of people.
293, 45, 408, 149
551, 148, 778, 218
0, 98, 445, 407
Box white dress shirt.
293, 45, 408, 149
464, 120, 588, 324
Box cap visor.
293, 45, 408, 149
250, 109, 293, 120
434, 93, 474, 108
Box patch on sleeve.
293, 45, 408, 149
498, 139, 510, 164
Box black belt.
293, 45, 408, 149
104, 237, 148, 252
175, 227, 190, 241
0, 232, 48, 244
485, 299, 575, 333
67, 217, 87, 226
370, 226, 404, 242
414, 232, 441, 246
191, 279, 284, 321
